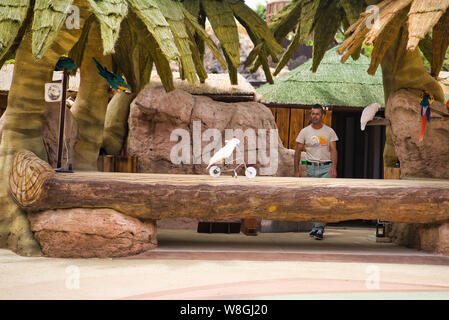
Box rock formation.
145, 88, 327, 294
28, 208, 157, 258
386, 88, 449, 255
386, 89, 449, 179
127, 86, 295, 177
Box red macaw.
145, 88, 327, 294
419, 90, 434, 142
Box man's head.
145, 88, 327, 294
311, 104, 325, 125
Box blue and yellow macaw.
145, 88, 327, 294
56, 57, 77, 71
419, 90, 434, 142
92, 57, 132, 93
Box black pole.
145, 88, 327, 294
56, 67, 68, 170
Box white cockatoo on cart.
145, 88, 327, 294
207, 138, 240, 169
360, 102, 382, 131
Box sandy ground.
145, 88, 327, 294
1, 227, 449, 300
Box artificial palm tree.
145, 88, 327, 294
0, 0, 282, 255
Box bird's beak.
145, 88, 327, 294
118, 86, 132, 94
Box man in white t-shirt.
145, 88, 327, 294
294, 104, 338, 240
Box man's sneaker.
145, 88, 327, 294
309, 230, 317, 238
314, 229, 324, 240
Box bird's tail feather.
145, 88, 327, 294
419, 115, 426, 142
92, 57, 104, 72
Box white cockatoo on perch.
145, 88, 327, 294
360, 103, 381, 131
207, 138, 240, 169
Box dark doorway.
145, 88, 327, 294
332, 110, 386, 179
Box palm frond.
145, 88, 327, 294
87, 0, 128, 55
153, 0, 198, 84
431, 8, 449, 76
227, 0, 283, 56
127, 0, 180, 61
200, 0, 240, 68
0, 0, 30, 61
0, 0, 32, 68
32, 0, 74, 59
311, 0, 342, 72
181, 6, 227, 69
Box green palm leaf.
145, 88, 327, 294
311, 0, 342, 72
227, 0, 283, 57
127, 0, 180, 61
32, 0, 74, 59
0, 0, 30, 61
87, 0, 128, 55
181, 6, 227, 70
153, 0, 198, 83
200, 0, 240, 68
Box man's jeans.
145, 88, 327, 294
307, 163, 332, 231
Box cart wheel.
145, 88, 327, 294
209, 166, 221, 177
245, 167, 257, 178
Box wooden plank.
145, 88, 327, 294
9, 149, 449, 224
241, 219, 258, 236
323, 110, 333, 126
269, 107, 277, 121
103, 155, 116, 173
275, 107, 290, 148
384, 167, 401, 179
304, 109, 311, 127
115, 156, 138, 173
288, 108, 304, 149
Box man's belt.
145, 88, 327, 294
306, 161, 332, 166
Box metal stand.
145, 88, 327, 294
55, 67, 73, 173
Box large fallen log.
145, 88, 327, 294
9, 149, 449, 223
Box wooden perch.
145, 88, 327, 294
366, 117, 390, 127
9, 149, 449, 223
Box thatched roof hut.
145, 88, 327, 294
256, 47, 385, 109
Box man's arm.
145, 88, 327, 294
294, 143, 304, 177
329, 141, 337, 178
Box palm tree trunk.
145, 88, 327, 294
71, 20, 111, 170
381, 25, 445, 168
0, 28, 80, 255
102, 91, 135, 155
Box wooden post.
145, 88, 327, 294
103, 155, 116, 172
115, 155, 138, 173
241, 219, 258, 236
99, 155, 138, 173
384, 167, 401, 179
381, 166, 401, 241
56, 68, 69, 170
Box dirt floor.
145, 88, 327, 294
1, 226, 449, 300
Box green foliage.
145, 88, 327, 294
87, 0, 129, 55
32, 0, 74, 59
254, 3, 267, 21
361, 43, 373, 59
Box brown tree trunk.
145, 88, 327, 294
71, 20, 112, 170
0, 29, 81, 255
380, 25, 445, 168
102, 91, 135, 155
10, 150, 449, 224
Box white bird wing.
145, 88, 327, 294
207, 143, 237, 168
360, 103, 381, 131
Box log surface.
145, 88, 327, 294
9, 150, 449, 223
